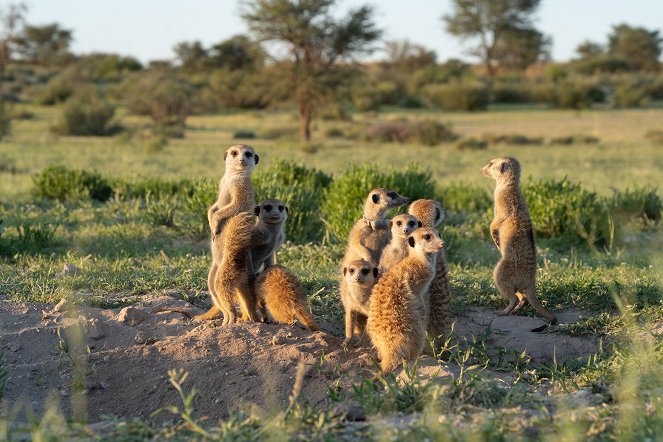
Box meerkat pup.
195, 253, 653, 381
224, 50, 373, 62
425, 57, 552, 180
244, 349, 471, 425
379, 214, 422, 272
480, 156, 557, 326
256, 265, 318, 331
198, 144, 259, 321
367, 227, 445, 374
408, 199, 452, 349
342, 188, 410, 268
340, 259, 379, 346
251, 199, 288, 274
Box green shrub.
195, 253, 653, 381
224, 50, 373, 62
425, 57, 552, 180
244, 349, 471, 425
364, 120, 409, 143
0, 221, 58, 256
182, 179, 217, 238
260, 126, 299, 140
454, 137, 487, 151
324, 127, 344, 138
364, 119, 456, 145
424, 81, 489, 111
321, 164, 436, 242
125, 74, 192, 134
610, 186, 662, 226
491, 83, 532, 103
115, 176, 199, 200
32, 165, 113, 202
351, 88, 379, 112
611, 77, 651, 108
554, 81, 604, 109
53, 90, 118, 136
36, 74, 74, 105
548, 134, 600, 145
254, 160, 332, 243
644, 129, 663, 145
438, 184, 492, 214
233, 130, 256, 139
144, 194, 177, 227
481, 133, 543, 146
523, 177, 612, 246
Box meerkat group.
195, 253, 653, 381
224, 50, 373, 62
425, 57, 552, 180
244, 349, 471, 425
198, 146, 557, 374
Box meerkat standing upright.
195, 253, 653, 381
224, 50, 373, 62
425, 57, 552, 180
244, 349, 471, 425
379, 214, 422, 271
342, 188, 410, 268
340, 259, 379, 346
480, 156, 557, 327
197, 144, 258, 321
367, 227, 445, 374
408, 199, 452, 349
250, 199, 288, 274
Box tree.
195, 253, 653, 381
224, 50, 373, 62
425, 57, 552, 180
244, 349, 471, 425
575, 40, 604, 60
384, 40, 436, 73
209, 34, 266, 70
442, 0, 545, 77
13, 22, 72, 65
241, 0, 381, 141
493, 27, 550, 70
608, 24, 662, 72
173, 40, 209, 70
0, 2, 25, 138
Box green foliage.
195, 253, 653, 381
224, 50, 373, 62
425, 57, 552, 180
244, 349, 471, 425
424, 81, 489, 111
144, 194, 177, 228
608, 23, 662, 72
611, 77, 651, 108
32, 165, 113, 202
233, 130, 256, 139
53, 90, 118, 136
454, 137, 487, 150
610, 185, 662, 226
481, 133, 543, 146
364, 119, 457, 145
260, 126, 299, 140
324, 127, 344, 138
36, 74, 74, 105
491, 82, 532, 103
438, 183, 492, 214
254, 160, 332, 243
523, 177, 612, 246
321, 164, 436, 242
0, 221, 58, 256
554, 80, 604, 109
125, 74, 192, 133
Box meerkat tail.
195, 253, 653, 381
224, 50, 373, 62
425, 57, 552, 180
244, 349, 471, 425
294, 304, 318, 331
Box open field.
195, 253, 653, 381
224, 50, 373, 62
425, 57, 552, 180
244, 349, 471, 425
1, 104, 662, 440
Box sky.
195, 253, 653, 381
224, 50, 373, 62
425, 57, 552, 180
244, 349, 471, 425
21, 0, 663, 64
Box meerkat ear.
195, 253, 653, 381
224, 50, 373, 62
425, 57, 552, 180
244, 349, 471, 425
372, 193, 380, 204
418, 221, 423, 227
373, 267, 378, 278
343, 267, 348, 276
254, 206, 260, 216
388, 220, 393, 228
224, 151, 228, 160
500, 161, 508, 174
435, 207, 441, 221
285, 206, 289, 214
408, 236, 415, 248
254, 154, 259, 165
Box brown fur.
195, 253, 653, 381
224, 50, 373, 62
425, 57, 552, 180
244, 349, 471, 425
379, 214, 422, 272
199, 144, 258, 321
481, 156, 557, 324
340, 259, 378, 346
367, 228, 444, 373
408, 199, 452, 348
256, 265, 318, 330
342, 188, 410, 268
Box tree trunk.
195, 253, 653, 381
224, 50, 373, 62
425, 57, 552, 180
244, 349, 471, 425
298, 101, 312, 142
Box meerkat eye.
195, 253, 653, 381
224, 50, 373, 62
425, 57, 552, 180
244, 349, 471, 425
387, 191, 397, 199
245, 151, 253, 158
264, 204, 273, 212
396, 221, 402, 227
230, 150, 238, 157
278, 205, 284, 212
424, 234, 432, 240
349, 268, 355, 274
361, 268, 370, 276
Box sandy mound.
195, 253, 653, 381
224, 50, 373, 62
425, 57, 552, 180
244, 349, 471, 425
1, 295, 600, 423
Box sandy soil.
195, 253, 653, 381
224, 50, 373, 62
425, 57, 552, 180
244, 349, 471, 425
0, 295, 600, 424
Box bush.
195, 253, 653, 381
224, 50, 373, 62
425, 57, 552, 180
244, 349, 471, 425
644, 130, 663, 145
233, 130, 256, 139
454, 137, 487, 150
364, 120, 410, 143
321, 164, 436, 242
554, 81, 604, 109
523, 178, 612, 246
254, 160, 332, 243
181, 179, 217, 238
36, 74, 74, 105
548, 134, 600, 145
0, 221, 58, 256
324, 127, 344, 138
144, 193, 177, 228
351, 88, 379, 112
125, 74, 191, 133
32, 166, 113, 202
438, 184, 492, 213
491, 83, 532, 103
611, 77, 651, 108
208, 68, 272, 109
53, 90, 118, 136
481, 133, 543, 146
114, 176, 199, 200
364, 119, 456, 145
610, 186, 662, 226
424, 81, 489, 111
260, 126, 299, 140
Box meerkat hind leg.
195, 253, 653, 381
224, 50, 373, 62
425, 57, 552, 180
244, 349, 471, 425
512, 292, 527, 313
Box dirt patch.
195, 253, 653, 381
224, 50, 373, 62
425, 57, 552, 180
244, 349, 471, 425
1, 296, 599, 423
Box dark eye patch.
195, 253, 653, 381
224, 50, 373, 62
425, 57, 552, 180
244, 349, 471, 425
387, 191, 397, 198
278, 205, 284, 212
360, 268, 369, 275
245, 151, 252, 158
408, 221, 415, 227
264, 204, 273, 212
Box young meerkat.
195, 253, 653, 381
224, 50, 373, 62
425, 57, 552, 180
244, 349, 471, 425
408, 199, 452, 348
198, 144, 259, 321
342, 188, 410, 268
367, 227, 445, 374
256, 265, 318, 331
379, 213, 422, 272
198, 198, 288, 322
480, 156, 557, 327
340, 259, 379, 346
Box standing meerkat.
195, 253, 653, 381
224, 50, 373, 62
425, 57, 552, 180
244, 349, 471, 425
197, 198, 288, 322
367, 227, 445, 374
198, 144, 259, 321
342, 188, 410, 268
256, 265, 318, 331
379, 213, 422, 272
408, 199, 452, 349
340, 259, 379, 346
480, 156, 557, 326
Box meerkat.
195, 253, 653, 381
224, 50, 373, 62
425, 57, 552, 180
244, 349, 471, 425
256, 265, 318, 331
480, 156, 557, 328
379, 213, 422, 272
197, 198, 288, 322
342, 188, 410, 268
197, 144, 259, 321
340, 259, 379, 346
367, 227, 445, 374
408, 199, 452, 350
